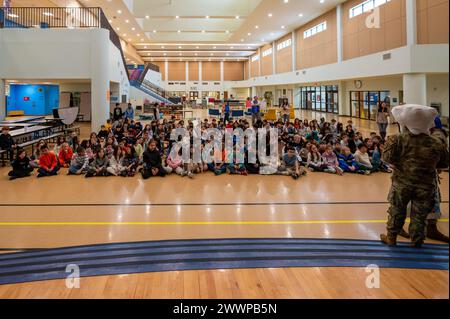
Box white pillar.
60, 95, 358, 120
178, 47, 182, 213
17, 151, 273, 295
258, 48, 262, 77
185, 61, 189, 82
403, 74, 427, 105
406, 0, 417, 46
220, 61, 224, 82
338, 81, 347, 116
199, 61, 202, 81
0, 79, 5, 121
336, 4, 343, 62
272, 42, 276, 75
164, 61, 169, 82
90, 29, 110, 132
291, 31, 296, 72
251, 86, 257, 98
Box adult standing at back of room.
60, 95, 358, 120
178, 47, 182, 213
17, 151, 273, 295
251, 96, 261, 124
281, 100, 290, 124
376, 102, 390, 142
124, 103, 135, 120
113, 103, 123, 122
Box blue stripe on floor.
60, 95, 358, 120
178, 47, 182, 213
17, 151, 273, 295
0, 238, 447, 285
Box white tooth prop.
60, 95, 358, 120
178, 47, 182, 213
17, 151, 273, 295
391, 104, 438, 136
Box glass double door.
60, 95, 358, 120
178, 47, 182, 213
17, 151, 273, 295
300, 86, 339, 114
350, 91, 390, 120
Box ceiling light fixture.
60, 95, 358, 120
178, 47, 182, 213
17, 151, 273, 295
268, 13, 273, 17
117, 10, 122, 14
145, 15, 149, 19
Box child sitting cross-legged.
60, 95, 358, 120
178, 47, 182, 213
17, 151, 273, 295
321, 145, 343, 175
141, 140, 166, 179
8, 149, 34, 180
338, 146, 369, 175
354, 144, 373, 174
306, 144, 325, 172
278, 146, 302, 180
58, 142, 73, 168
37, 145, 60, 178
120, 146, 139, 177
85, 148, 109, 178
68, 146, 89, 175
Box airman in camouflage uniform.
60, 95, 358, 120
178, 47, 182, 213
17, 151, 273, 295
381, 130, 449, 247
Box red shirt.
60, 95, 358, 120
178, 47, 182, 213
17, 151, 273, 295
39, 152, 58, 170
59, 148, 73, 165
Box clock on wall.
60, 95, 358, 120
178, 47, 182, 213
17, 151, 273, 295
354, 80, 363, 89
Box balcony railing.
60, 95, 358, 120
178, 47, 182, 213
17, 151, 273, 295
0, 7, 129, 81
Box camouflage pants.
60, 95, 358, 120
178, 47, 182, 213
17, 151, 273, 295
387, 183, 436, 244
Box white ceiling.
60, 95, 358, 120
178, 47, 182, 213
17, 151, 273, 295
12, 0, 347, 62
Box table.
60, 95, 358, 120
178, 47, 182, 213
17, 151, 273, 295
0, 123, 35, 128
2, 116, 46, 124
10, 125, 51, 144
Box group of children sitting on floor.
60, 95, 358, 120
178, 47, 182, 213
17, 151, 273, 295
4, 115, 392, 180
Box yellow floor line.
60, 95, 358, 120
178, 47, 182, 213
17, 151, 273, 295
0, 219, 448, 226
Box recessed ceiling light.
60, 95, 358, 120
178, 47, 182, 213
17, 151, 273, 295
298, 13, 303, 17
132, 27, 135, 31
116, 27, 120, 30
205, 16, 209, 19
117, 10, 122, 14
255, 26, 259, 29
213, 46, 216, 49
268, 13, 273, 17
125, 20, 129, 23
196, 46, 199, 49
148, 53, 151, 56
145, 15, 149, 19
175, 15, 179, 19
178, 46, 182, 49
284, 0, 289, 3
240, 39, 244, 42
202, 30, 206, 33
144, 46, 147, 49
153, 30, 157, 33
163, 53, 167, 56
161, 46, 165, 48
235, 16, 240, 19
230, 46, 234, 49
123, 33, 126, 36
137, 34, 140, 36
177, 30, 181, 33
225, 30, 229, 33
108, 19, 112, 23
247, 33, 251, 36
281, 25, 285, 29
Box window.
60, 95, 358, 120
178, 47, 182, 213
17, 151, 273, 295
303, 21, 327, 39
262, 48, 273, 57
276, 38, 292, 51
349, 0, 391, 18
251, 55, 259, 62
299, 85, 339, 114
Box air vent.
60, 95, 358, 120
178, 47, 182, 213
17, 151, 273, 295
202, 82, 208, 85
214, 82, 220, 85
383, 53, 391, 60
302, 70, 306, 75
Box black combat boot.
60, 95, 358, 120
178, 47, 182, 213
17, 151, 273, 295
426, 219, 449, 243
380, 233, 397, 246
398, 228, 410, 239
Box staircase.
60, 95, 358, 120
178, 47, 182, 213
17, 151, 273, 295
129, 64, 173, 105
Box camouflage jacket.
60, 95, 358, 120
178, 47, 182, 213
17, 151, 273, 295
382, 132, 449, 187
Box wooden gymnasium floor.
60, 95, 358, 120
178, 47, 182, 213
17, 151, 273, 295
0, 110, 448, 299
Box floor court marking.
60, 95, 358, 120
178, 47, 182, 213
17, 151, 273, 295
0, 201, 448, 208
0, 218, 448, 226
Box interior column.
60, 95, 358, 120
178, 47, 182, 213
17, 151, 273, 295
90, 29, 110, 132
403, 73, 427, 105
0, 79, 5, 121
